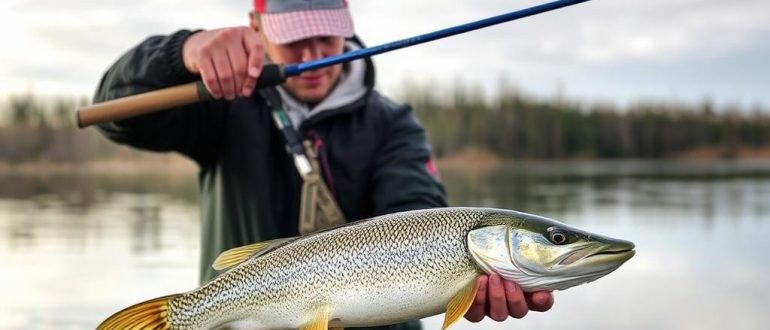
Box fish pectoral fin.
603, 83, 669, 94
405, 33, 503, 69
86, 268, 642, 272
97, 293, 179, 330
300, 308, 331, 330
442, 278, 479, 330
212, 237, 296, 270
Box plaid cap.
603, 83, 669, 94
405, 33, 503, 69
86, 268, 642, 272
254, 0, 354, 44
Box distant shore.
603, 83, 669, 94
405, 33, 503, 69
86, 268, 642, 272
436, 146, 770, 172
0, 154, 197, 175
2, 145, 770, 176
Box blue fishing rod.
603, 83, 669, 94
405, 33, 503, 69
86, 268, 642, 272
77, 0, 591, 128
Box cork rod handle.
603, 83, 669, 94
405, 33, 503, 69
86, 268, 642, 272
76, 82, 205, 128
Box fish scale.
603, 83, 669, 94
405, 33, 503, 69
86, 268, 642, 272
168, 208, 484, 329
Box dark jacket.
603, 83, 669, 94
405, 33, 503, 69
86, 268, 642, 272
95, 30, 446, 330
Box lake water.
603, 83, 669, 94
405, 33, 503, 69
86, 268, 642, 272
1, 160, 769, 330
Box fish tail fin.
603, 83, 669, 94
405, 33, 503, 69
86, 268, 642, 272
97, 294, 180, 330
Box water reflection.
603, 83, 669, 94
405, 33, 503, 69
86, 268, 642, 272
442, 160, 770, 230
1, 160, 768, 329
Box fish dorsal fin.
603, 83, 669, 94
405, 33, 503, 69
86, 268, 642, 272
212, 237, 296, 270
442, 278, 479, 330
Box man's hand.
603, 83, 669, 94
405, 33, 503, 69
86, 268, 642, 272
182, 27, 264, 100
465, 274, 554, 322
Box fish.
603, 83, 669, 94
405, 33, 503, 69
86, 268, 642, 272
97, 207, 635, 330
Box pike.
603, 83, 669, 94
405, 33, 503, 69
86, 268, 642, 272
98, 207, 634, 330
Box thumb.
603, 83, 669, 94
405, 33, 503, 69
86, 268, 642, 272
243, 31, 264, 78
240, 30, 264, 96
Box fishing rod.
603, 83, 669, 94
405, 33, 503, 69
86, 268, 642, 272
76, 0, 591, 128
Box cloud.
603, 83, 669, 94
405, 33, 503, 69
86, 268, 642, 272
568, 0, 770, 62
1, 0, 768, 107
1, 0, 246, 95
350, 0, 770, 106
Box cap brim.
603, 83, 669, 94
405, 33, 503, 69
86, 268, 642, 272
261, 7, 354, 45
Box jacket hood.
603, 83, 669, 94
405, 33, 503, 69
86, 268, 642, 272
277, 37, 375, 129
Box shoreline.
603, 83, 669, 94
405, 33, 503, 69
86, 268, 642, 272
2, 146, 770, 175
0, 154, 198, 175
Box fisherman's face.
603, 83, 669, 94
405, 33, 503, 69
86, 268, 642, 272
264, 36, 346, 104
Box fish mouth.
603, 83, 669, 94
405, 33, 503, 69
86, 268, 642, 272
587, 242, 636, 263
593, 248, 635, 257
559, 242, 635, 266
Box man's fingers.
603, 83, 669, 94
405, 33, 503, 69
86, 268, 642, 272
503, 280, 528, 319
199, 58, 222, 99
464, 275, 550, 323
243, 30, 264, 77
525, 291, 555, 312
182, 27, 264, 99
226, 47, 248, 99
487, 274, 508, 322
212, 52, 236, 100
242, 31, 264, 96
464, 276, 487, 323
241, 63, 259, 97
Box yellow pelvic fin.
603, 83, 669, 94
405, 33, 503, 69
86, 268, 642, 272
300, 308, 331, 330
212, 237, 296, 270
442, 278, 480, 330
299, 308, 342, 330
97, 294, 180, 330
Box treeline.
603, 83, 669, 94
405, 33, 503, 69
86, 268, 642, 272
403, 81, 770, 159
2, 86, 770, 164
0, 93, 123, 163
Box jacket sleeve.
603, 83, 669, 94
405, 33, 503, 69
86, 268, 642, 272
94, 30, 226, 165
371, 103, 448, 215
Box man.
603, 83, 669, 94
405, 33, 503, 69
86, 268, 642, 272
95, 0, 554, 329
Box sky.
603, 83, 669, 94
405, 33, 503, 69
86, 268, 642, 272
1, 0, 768, 110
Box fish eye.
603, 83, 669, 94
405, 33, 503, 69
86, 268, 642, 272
547, 228, 568, 245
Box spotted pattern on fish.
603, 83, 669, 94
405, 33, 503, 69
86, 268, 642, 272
168, 208, 488, 329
